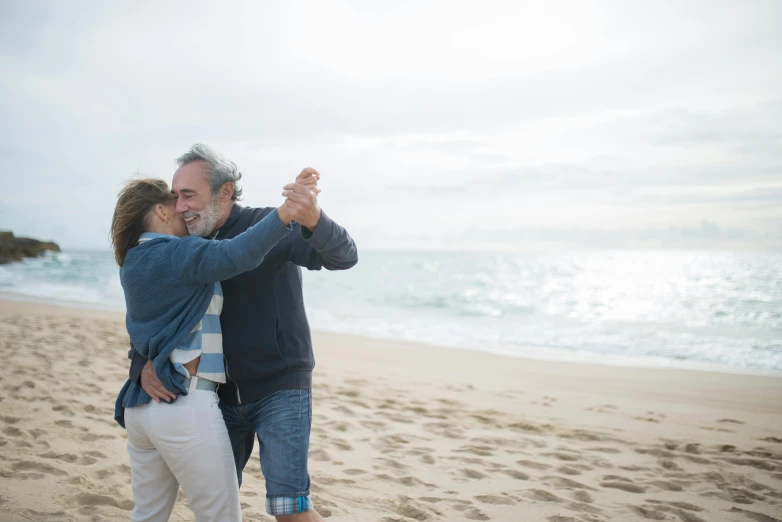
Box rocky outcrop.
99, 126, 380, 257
0, 231, 61, 264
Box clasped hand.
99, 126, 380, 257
277, 167, 322, 230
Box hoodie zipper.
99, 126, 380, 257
223, 354, 241, 404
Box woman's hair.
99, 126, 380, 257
111, 178, 175, 267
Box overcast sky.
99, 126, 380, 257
1, 0, 781, 250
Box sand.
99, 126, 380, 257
0, 298, 781, 522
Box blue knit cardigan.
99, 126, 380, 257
114, 209, 291, 427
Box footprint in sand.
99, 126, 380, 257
544, 451, 580, 462
330, 439, 354, 451
74, 493, 134, 511
332, 404, 354, 415
464, 507, 490, 520
360, 420, 388, 431
721, 457, 777, 472
11, 460, 68, 476
629, 505, 669, 520
542, 476, 597, 492
15, 508, 69, 522
385, 414, 416, 424
310, 449, 330, 462
375, 458, 408, 471
701, 426, 736, 433
52, 404, 75, 417
660, 459, 682, 471
729, 506, 782, 522
636, 447, 676, 458
587, 447, 622, 454
640, 503, 711, 522
313, 474, 356, 489
437, 398, 465, 407
501, 469, 530, 480
94, 469, 116, 480
420, 454, 436, 465
422, 422, 464, 439
40, 452, 78, 463
455, 444, 495, 457
0, 468, 45, 480
648, 480, 684, 492
517, 459, 551, 470
389, 498, 436, 521
600, 480, 646, 494
84, 450, 107, 459
337, 388, 361, 398
569, 490, 594, 503
634, 416, 661, 423
523, 489, 560, 502
460, 468, 487, 480
474, 495, 515, 506
646, 499, 704, 512
3, 427, 22, 437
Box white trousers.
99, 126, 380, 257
125, 382, 241, 522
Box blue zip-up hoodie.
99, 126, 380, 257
113, 210, 291, 427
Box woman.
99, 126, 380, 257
111, 173, 317, 522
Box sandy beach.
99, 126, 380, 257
0, 299, 780, 522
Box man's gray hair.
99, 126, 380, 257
176, 143, 243, 201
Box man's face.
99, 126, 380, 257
172, 161, 222, 237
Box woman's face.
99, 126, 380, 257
165, 201, 189, 237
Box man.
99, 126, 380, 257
128, 144, 358, 521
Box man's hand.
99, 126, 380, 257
282, 168, 322, 230
278, 168, 321, 226
296, 167, 321, 195
140, 360, 177, 403
282, 182, 322, 230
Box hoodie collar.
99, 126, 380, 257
213, 203, 242, 239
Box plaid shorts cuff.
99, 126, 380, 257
266, 495, 313, 516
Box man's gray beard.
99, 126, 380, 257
186, 197, 222, 237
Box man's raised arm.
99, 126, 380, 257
281, 181, 358, 271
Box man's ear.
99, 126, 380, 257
220, 182, 234, 202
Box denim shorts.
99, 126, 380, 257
220, 389, 313, 517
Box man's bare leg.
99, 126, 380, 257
276, 510, 325, 522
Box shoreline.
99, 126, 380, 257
2, 291, 780, 378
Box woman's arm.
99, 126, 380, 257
170, 208, 292, 286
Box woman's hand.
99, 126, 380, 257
277, 167, 321, 226
295, 167, 321, 195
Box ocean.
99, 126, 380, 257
1, 249, 780, 373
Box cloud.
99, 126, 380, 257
1, 0, 781, 249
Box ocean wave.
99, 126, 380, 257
2, 249, 781, 371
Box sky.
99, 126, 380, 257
1, 0, 781, 251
